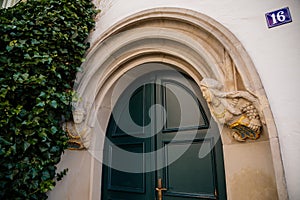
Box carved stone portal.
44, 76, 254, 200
200, 78, 263, 142
63, 109, 91, 150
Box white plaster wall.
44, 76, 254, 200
92, 0, 300, 199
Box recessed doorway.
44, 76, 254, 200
101, 64, 226, 200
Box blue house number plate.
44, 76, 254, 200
265, 7, 292, 28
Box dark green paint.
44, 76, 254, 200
102, 69, 226, 200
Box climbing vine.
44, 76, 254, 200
0, 0, 96, 199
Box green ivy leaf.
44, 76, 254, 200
0, 0, 96, 198
41, 170, 50, 181
0, 136, 13, 145
23, 141, 31, 151
36, 102, 45, 107
50, 100, 57, 108
50, 126, 58, 134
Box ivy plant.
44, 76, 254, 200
0, 0, 96, 199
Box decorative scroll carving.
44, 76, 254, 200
63, 109, 91, 150
200, 78, 263, 142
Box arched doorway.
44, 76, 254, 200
101, 64, 226, 199
60, 7, 287, 200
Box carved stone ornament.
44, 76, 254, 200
62, 109, 91, 150
200, 78, 263, 142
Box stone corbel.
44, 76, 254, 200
62, 108, 91, 150
200, 78, 264, 142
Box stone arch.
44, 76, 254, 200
74, 7, 287, 200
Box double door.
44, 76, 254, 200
102, 71, 226, 200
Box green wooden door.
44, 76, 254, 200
101, 70, 226, 200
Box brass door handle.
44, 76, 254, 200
156, 178, 167, 200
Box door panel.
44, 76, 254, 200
102, 68, 226, 200
163, 139, 216, 199
112, 85, 149, 136
163, 81, 208, 130
108, 143, 145, 193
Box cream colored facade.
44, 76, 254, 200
49, 0, 300, 199
0, 0, 20, 8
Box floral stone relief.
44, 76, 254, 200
200, 78, 263, 142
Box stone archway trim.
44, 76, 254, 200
74, 7, 288, 200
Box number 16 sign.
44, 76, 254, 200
265, 7, 292, 28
